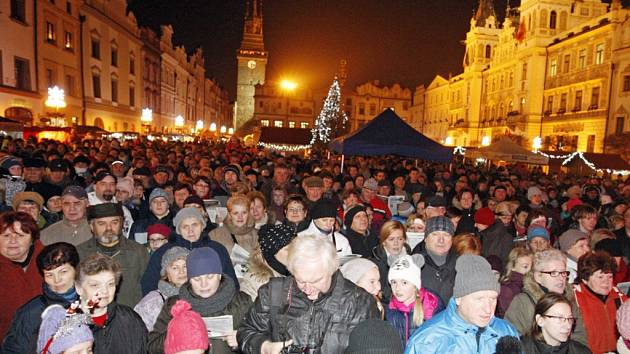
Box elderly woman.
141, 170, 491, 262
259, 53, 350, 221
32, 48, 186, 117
505, 249, 588, 346
240, 224, 296, 300
371, 220, 411, 303
0, 211, 44, 342
574, 251, 627, 354
2, 242, 80, 354
521, 293, 591, 354
148, 247, 252, 354
209, 195, 259, 264
134, 247, 189, 331
247, 191, 277, 230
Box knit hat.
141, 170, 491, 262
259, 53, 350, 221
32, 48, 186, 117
187, 247, 222, 279
183, 195, 204, 207
474, 207, 496, 226
453, 255, 501, 298
116, 177, 134, 196
149, 187, 170, 203
527, 186, 543, 200
617, 300, 630, 340
24, 157, 46, 168
566, 198, 583, 212
148, 223, 171, 238
388, 254, 424, 290
258, 224, 296, 262
223, 164, 241, 177
425, 216, 455, 237
344, 319, 403, 354
164, 300, 209, 354
397, 202, 414, 217
86, 203, 123, 220
558, 229, 588, 252
303, 176, 324, 188
340, 258, 378, 285
62, 185, 88, 200
344, 205, 367, 230
0, 155, 21, 172
310, 199, 337, 219
594, 238, 623, 258
13, 191, 44, 209
132, 166, 152, 176
527, 225, 550, 241
173, 207, 206, 234
161, 246, 190, 277
37, 305, 93, 354
363, 178, 378, 191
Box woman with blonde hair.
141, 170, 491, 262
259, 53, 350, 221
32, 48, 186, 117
371, 220, 410, 303
497, 246, 533, 317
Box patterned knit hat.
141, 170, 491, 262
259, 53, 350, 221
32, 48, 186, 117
160, 246, 190, 277
164, 300, 209, 354
425, 216, 455, 236
37, 304, 93, 354
388, 254, 424, 290
258, 224, 296, 262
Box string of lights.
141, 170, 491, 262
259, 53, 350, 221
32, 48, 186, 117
258, 142, 311, 151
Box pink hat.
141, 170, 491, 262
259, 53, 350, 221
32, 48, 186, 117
164, 300, 209, 354
474, 207, 496, 226
566, 198, 583, 212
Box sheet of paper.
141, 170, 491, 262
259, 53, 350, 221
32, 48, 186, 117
203, 315, 233, 338
135, 232, 147, 245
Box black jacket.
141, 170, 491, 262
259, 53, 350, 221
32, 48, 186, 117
128, 210, 174, 242
370, 244, 411, 304
520, 336, 592, 354
480, 221, 514, 264
148, 277, 252, 354
91, 302, 148, 354
1, 285, 78, 354
411, 243, 458, 305
237, 271, 380, 354
342, 228, 378, 258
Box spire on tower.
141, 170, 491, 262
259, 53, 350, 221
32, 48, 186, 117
474, 0, 497, 27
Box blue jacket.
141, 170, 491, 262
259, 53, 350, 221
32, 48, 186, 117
404, 298, 519, 354
140, 233, 238, 295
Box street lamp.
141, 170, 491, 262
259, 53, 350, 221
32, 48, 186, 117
45, 86, 67, 126
532, 136, 542, 152
481, 136, 491, 147
220, 125, 227, 134
228, 127, 234, 135
141, 108, 153, 134
210, 123, 217, 132
280, 79, 297, 91
444, 136, 454, 146
174, 115, 184, 134
196, 120, 204, 133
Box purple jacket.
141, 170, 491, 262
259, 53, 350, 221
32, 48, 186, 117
497, 271, 524, 318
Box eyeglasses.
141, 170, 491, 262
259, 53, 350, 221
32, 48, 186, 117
542, 314, 575, 324
538, 270, 570, 278
287, 208, 304, 213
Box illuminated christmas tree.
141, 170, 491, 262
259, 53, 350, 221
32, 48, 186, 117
310, 77, 348, 150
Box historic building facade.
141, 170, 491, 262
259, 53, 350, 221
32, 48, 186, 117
252, 81, 316, 129
421, 0, 629, 153
235, 0, 267, 130
347, 81, 412, 131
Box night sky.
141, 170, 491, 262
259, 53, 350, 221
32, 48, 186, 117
127, 0, 628, 100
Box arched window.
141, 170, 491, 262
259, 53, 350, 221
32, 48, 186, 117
550, 11, 557, 29
485, 45, 492, 59
93, 117, 104, 129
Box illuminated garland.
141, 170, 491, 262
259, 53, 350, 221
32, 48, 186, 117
453, 146, 466, 155
561, 152, 597, 170
258, 142, 311, 151
311, 78, 348, 145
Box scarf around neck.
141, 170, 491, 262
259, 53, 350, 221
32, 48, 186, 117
178, 276, 236, 316
157, 280, 180, 298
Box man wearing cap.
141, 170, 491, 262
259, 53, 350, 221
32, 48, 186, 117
298, 199, 352, 256
412, 216, 458, 304
23, 157, 62, 204
40, 186, 92, 246
151, 165, 171, 191
88, 171, 134, 237
424, 195, 447, 218
360, 178, 391, 225
141, 207, 237, 296
405, 255, 518, 354
302, 175, 324, 210
213, 164, 241, 197
111, 160, 126, 178
129, 188, 174, 244
559, 229, 590, 284
45, 159, 72, 190
12, 191, 48, 229
76, 203, 149, 307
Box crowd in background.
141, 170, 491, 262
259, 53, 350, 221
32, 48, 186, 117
0, 135, 629, 354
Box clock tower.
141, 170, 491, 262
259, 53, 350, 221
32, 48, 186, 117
235, 0, 267, 130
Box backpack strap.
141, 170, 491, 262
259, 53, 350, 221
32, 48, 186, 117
268, 279, 287, 341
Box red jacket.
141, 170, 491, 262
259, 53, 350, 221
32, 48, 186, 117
0, 241, 43, 341
574, 282, 627, 354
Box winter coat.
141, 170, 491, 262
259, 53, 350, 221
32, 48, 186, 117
1, 284, 79, 354
128, 210, 174, 243
39, 218, 93, 246
404, 298, 519, 354
148, 277, 252, 354
480, 221, 514, 263
497, 271, 524, 318
77, 235, 149, 308
342, 228, 379, 258
209, 217, 259, 256
504, 273, 588, 346
298, 221, 352, 256
237, 271, 380, 354
90, 302, 148, 354
520, 336, 592, 354
0, 241, 44, 342
573, 283, 627, 354
140, 233, 238, 295
411, 243, 458, 305
455, 207, 475, 234
384, 288, 442, 346
370, 244, 411, 304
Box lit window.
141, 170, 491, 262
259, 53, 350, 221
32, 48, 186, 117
64, 31, 72, 49
300, 122, 309, 128
46, 22, 56, 43
289, 121, 295, 128
595, 44, 605, 65
550, 60, 557, 77
261, 120, 269, 127
274, 120, 283, 128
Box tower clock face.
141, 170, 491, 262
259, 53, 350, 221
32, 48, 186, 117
247, 60, 257, 69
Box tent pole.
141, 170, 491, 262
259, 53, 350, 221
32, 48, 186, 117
415, 159, 418, 168
327, 151, 331, 160
341, 154, 345, 173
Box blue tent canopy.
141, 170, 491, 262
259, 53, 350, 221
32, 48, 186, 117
329, 109, 453, 163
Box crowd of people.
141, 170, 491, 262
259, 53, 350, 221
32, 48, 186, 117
0, 135, 629, 354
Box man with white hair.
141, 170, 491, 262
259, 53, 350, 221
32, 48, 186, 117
238, 235, 379, 354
